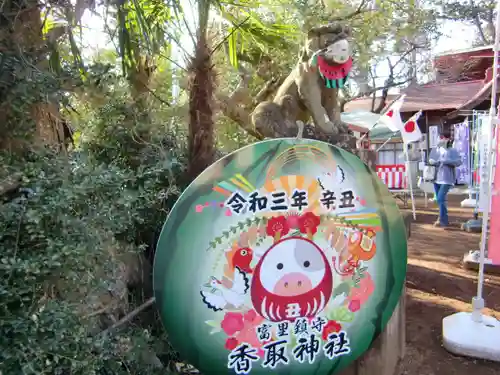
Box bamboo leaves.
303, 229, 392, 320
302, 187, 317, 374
115, 0, 172, 76
218, 7, 298, 68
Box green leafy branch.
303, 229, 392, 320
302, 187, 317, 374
352, 265, 368, 288
332, 281, 351, 298
331, 262, 368, 303
326, 307, 355, 323
208, 216, 269, 249
205, 320, 222, 335
320, 214, 370, 234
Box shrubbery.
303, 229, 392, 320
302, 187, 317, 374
0, 89, 188, 373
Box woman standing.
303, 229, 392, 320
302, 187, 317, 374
429, 131, 462, 228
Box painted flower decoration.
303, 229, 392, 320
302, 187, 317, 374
225, 337, 239, 350
286, 212, 301, 229
298, 212, 321, 237
348, 272, 375, 306
266, 216, 290, 241
220, 312, 245, 336
341, 256, 359, 276
243, 309, 259, 323
234, 309, 266, 350
220, 310, 265, 352
235, 324, 261, 348
322, 320, 342, 340
348, 299, 361, 312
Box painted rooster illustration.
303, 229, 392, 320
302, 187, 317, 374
231, 247, 254, 274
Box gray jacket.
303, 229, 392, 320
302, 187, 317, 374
429, 146, 462, 185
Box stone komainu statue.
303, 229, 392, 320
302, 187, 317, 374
251, 23, 352, 139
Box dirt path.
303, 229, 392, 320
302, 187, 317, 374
398, 197, 500, 375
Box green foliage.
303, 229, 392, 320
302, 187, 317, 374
0, 149, 184, 374
436, 0, 496, 22
0, 60, 188, 372
219, 7, 300, 68
435, 0, 496, 45
114, 0, 172, 76
0, 51, 69, 144
216, 117, 257, 152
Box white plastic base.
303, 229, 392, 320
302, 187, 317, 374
442, 312, 500, 362
461, 198, 478, 208
463, 250, 494, 265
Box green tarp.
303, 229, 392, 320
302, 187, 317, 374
369, 126, 400, 141
341, 110, 400, 141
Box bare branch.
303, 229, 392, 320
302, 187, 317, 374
253, 76, 285, 104
392, 43, 420, 69
386, 56, 394, 77
470, 0, 489, 44
331, 0, 370, 21
362, 77, 414, 101
143, 86, 170, 106
172, 5, 197, 49
215, 64, 263, 139
216, 92, 263, 140
98, 297, 155, 337
369, 65, 377, 112
210, 16, 251, 56
347, 75, 413, 114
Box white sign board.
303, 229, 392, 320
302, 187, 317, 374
478, 115, 491, 212
418, 133, 427, 150
428, 126, 439, 149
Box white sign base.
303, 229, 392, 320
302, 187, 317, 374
463, 250, 500, 270
460, 198, 478, 208
443, 312, 500, 362
463, 250, 494, 266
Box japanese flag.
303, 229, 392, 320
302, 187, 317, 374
378, 94, 406, 132
401, 110, 423, 144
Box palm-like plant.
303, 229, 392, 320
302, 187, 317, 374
185, 3, 297, 178
186, 0, 214, 179
114, 0, 172, 104
47, 0, 293, 176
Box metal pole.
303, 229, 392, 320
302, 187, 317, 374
421, 147, 428, 207
472, 0, 500, 323
402, 108, 420, 217
404, 148, 417, 220
358, 131, 369, 144
375, 132, 398, 152
360, 93, 405, 141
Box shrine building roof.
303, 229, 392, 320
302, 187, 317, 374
345, 80, 485, 114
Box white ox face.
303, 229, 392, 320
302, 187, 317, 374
259, 237, 326, 297
324, 39, 350, 64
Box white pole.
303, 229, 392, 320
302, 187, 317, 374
404, 147, 417, 220
472, 0, 500, 324
421, 147, 429, 207
360, 93, 405, 146
375, 132, 398, 152
358, 131, 369, 143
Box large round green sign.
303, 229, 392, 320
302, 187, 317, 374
154, 139, 407, 375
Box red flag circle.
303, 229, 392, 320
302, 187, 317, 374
404, 120, 416, 132
386, 110, 394, 117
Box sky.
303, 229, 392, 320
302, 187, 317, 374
433, 21, 477, 54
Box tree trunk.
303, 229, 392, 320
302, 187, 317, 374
187, 33, 215, 180
128, 55, 153, 108
0, 0, 66, 152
